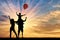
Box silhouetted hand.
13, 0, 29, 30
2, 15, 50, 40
25, 17, 27, 19
25, 17, 27, 21
16, 12, 18, 15
16, 12, 17, 14
24, 17, 27, 22
21, 14, 26, 16
8, 16, 10, 19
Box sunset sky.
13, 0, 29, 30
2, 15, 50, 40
0, 0, 60, 38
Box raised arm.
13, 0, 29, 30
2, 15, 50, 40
21, 14, 26, 16
16, 12, 18, 16
23, 17, 27, 22
8, 16, 10, 20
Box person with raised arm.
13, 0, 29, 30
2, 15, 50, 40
8, 16, 17, 38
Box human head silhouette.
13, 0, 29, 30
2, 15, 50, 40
11, 19, 14, 21
11, 19, 14, 22
19, 13, 21, 15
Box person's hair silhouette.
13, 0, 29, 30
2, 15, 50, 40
16, 12, 27, 38
8, 16, 17, 38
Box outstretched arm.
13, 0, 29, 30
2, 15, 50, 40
24, 17, 27, 22
21, 14, 26, 16
16, 12, 18, 16
8, 16, 10, 20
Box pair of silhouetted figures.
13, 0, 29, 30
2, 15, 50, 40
8, 12, 27, 38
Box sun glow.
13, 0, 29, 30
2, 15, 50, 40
1, 0, 60, 38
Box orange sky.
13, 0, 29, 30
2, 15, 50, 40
1, 0, 60, 38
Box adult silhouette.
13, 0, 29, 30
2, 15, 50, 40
8, 16, 17, 38
16, 12, 27, 38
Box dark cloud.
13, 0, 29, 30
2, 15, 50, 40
0, 15, 8, 22
1, 15, 8, 18
0, 11, 8, 22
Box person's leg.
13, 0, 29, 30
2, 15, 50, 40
18, 28, 20, 38
10, 28, 12, 38
21, 28, 23, 38
13, 29, 17, 38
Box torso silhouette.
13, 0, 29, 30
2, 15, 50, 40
17, 19, 24, 28
10, 19, 15, 29
18, 15, 21, 19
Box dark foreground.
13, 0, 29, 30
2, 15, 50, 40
0, 37, 60, 40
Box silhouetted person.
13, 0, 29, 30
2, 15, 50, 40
16, 12, 27, 38
16, 12, 26, 20
18, 17, 27, 38
8, 16, 17, 38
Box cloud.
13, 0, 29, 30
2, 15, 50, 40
0, 11, 4, 15
32, 10, 60, 34
53, 5, 60, 8
0, 15, 8, 22
1, 15, 8, 18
